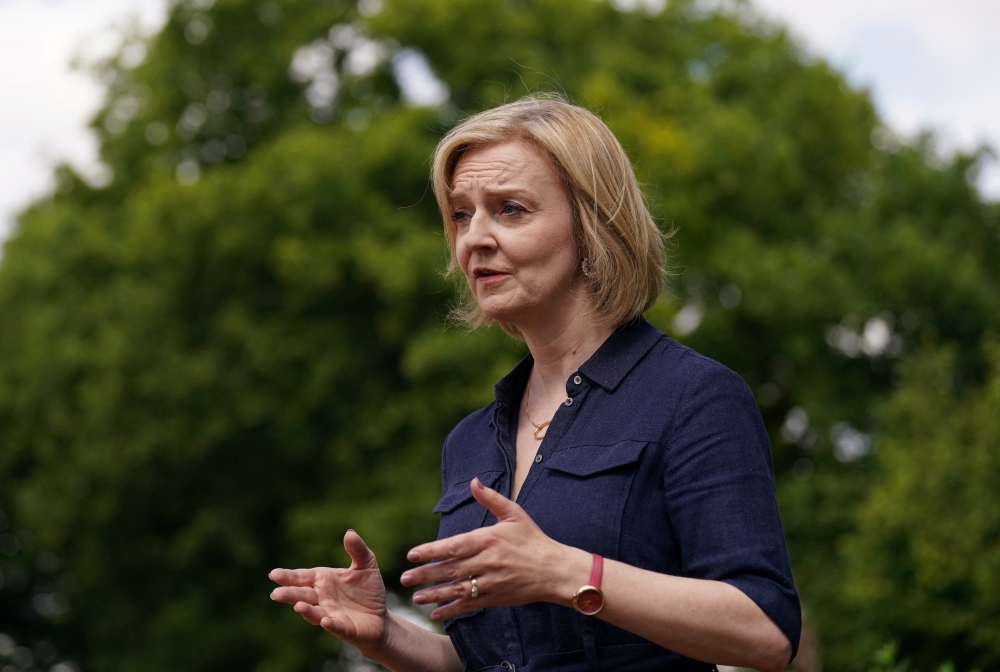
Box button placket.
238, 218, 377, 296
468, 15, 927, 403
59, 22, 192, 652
517, 377, 584, 505
491, 400, 517, 500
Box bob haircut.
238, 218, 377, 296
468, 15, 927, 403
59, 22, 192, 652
431, 93, 669, 336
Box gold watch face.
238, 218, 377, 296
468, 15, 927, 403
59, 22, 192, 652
573, 587, 605, 616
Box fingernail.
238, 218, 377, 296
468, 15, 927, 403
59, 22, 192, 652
400, 572, 412, 585
407, 550, 420, 562
347, 528, 355, 533
413, 594, 427, 605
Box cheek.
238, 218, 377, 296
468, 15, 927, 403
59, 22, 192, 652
531, 225, 577, 275
454, 238, 472, 275
508, 224, 570, 266
454, 244, 480, 293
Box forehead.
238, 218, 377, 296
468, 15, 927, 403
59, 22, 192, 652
450, 140, 560, 196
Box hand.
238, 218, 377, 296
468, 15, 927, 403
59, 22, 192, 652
400, 478, 589, 621
270, 530, 389, 651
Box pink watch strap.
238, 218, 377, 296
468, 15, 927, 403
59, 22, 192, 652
589, 554, 603, 589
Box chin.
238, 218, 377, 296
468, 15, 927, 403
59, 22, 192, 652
478, 299, 529, 326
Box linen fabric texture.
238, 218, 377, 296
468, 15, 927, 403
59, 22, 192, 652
434, 318, 801, 672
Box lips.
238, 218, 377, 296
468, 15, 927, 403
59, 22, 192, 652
473, 267, 507, 278
472, 267, 510, 284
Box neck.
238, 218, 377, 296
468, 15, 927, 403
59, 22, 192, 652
518, 300, 614, 394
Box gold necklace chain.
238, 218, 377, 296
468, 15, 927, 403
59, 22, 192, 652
525, 373, 551, 440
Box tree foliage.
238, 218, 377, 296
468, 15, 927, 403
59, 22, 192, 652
836, 340, 1000, 669
0, 0, 998, 670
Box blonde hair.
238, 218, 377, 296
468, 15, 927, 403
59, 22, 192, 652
431, 94, 669, 335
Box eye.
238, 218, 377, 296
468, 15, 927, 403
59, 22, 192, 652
501, 202, 525, 216
451, 210, 470, 224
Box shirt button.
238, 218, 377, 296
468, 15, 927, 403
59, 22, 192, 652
573, 375, 582, 385
534, 454, 543, 463
564, 397, 573, 406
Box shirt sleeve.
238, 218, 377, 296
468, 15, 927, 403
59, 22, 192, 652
661, 358, 802, 659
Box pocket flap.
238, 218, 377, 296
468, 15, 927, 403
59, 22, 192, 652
544, 442, 646, 477
433, 470, 504, 514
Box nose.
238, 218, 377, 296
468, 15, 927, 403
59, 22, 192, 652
459, 211, 497, 253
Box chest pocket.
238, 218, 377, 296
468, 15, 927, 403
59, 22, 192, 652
434, 470, 505, 541
532, 441, 647, 558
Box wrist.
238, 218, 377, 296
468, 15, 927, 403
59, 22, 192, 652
545, 544, 594, 608
355, 610, 395, 661
571, 554, 605, 616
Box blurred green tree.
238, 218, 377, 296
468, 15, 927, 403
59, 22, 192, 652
0, 0, 997, 670
831, 339, 1000, 670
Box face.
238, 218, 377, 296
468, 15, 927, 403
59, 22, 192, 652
450, 140, 584, 328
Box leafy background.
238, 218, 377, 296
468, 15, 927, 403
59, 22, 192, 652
0, 0, 997, 670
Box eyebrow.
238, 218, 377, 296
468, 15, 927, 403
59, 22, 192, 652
448, 184, 537, 203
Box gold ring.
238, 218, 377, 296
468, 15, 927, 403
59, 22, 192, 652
469, 577, 479, 599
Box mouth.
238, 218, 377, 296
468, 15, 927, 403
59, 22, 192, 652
473, 267, 510, 283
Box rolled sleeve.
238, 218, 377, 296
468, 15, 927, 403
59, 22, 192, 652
662, 360, 801, 658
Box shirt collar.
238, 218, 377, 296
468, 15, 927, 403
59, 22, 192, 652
578, 317, 664, 392
494, 351, 534, 407
493, 317, 664, 403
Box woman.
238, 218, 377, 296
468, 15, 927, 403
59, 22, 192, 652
270, 95, 800, 672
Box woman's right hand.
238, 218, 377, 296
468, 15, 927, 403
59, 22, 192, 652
270, 529, 388, 651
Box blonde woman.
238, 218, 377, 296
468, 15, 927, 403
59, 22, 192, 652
270, 95, 800, 672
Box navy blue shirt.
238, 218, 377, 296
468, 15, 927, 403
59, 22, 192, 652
434, 318, 800, 671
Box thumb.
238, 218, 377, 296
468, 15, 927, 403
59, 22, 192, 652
470, 477, 524, 522
344, 529, 379, 570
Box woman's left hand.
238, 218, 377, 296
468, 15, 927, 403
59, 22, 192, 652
400, 477, 588, 621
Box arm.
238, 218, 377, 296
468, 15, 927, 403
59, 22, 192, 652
402, 479, 792, 672
269, 530, 463, 672
358, 613, 462, 672
547, 545, 792, 672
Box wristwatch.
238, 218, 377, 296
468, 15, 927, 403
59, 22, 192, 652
572, 553, 605, 616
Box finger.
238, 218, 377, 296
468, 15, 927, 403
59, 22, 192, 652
413, 578, 476, 606
404, 533, 482, 572
430, 597, 480, 622
344, 529, 379, 571
469, 477, 524, 523
293, 601, 328, 626
269, 568, 317, 586
271, 586, 319, 605
403, 555, 475, 588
